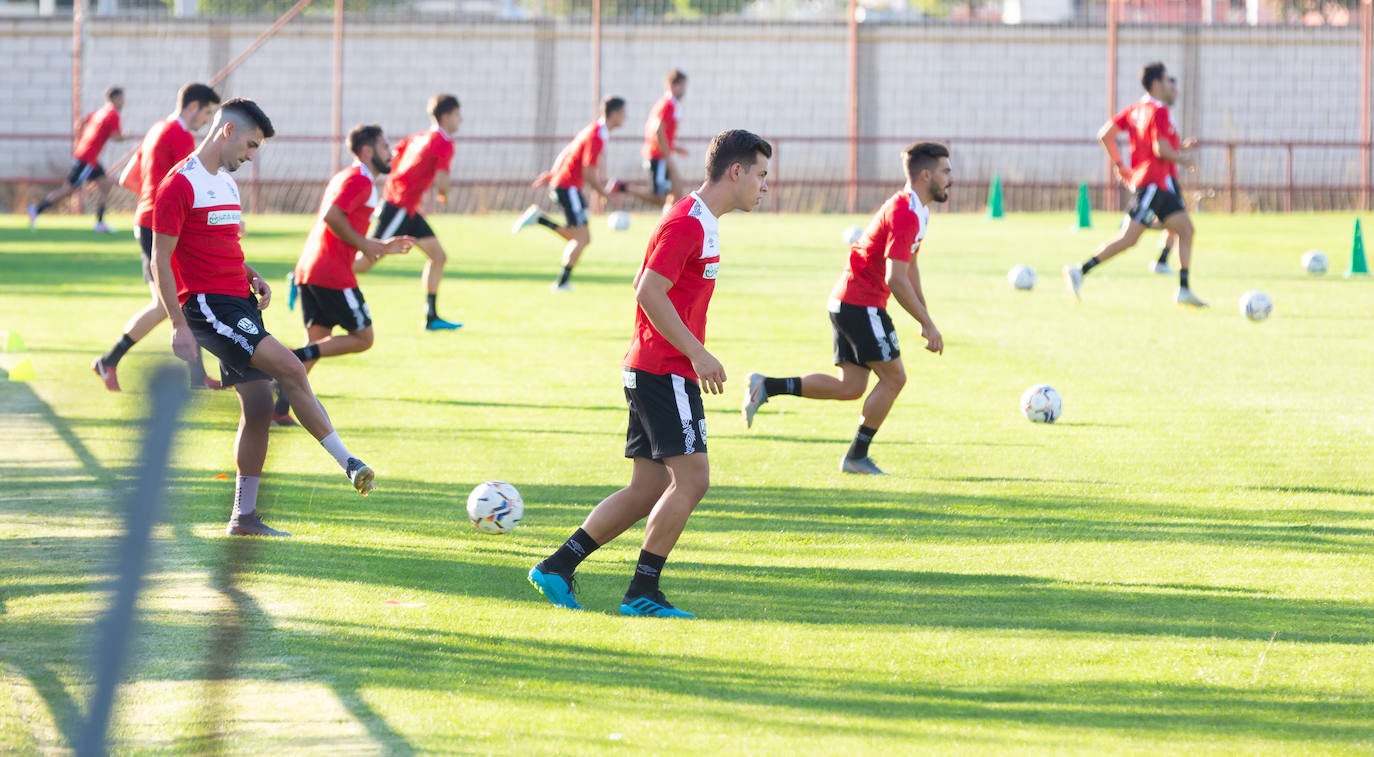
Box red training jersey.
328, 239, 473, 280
831, 188, 927, 309
134, 117, 195, 229
152, 155, 249, 306
382, 128, 454, 213
624, 193, 721, 381
642, 94, 679, 161
549, 120, 607, 190
295, 162, 378, 290
73, 103, 122, 166
1112, 96, 1179, 191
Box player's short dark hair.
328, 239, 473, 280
220, 97, 275, 139
106, 86, 123, 100
178, 82, 220, 110
602, 96, 626, 119
1141, 62, 1168, 92
705, 129, 772, 183
429, 94, 461, 121
666, 69, 687, 87
903, 141, 950, 179
348, 124, 384, 157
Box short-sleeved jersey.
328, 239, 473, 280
134, 117, 195, 229
73, 103, 122, 166
295, 162, 377, 290
1111, 96, 1178, 191
831, 188, 927, 309
382, 127, 454, 213
642, 94, 679, 161
624, 193, 720, 381
549, 120, 607, 190
152, 155, 248, 306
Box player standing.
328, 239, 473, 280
91, 82, 222, 392
29, 86, 127, 232
511, 96, 627, 291
742, 142, 952, 476
528, 129, 772, 618
151, 98, 376, 537
350, 94, 463, 330
1064, 62, 1207, 307
607, 70, 688, 211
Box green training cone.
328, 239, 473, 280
987, 174, 1004, 219
8, 357, 34, 382
1075, 183, 1092, 229
1348, 218, 1369, 277
4, 331, 26, 352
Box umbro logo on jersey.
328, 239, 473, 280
236, 318, 259, 335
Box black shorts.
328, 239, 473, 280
66, 160, 105, 187
1127, 181, 1185, 227
623, 368, 708, 460
371, 201, 434, 240
137, 225, 154, 282
553, 186, 588, 228
300, 284, 372, 331
645, 158, 672, 196
830, 300, 900, 367
182, 293, 273, 387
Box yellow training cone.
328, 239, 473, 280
4, 331, 26, 352
9, 358, 35, 382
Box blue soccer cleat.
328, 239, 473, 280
528, 567, 583, 610
620, 590, 695, 619
425, 317, 462, 331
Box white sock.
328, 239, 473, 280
234, 475, 260, 516
320, 431, 354, 470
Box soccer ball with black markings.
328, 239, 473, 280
466, 481, 524, 535
1239, 290, 1273, 322
1020, 384, 1063, 424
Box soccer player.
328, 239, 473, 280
29, 85, 127, 232
352, 93, 463, 330
511, 96, 628, 291
741, 142, 952, 476
1064, 62, 1207, 307
91, 82, 222, 392
606, 70, 689, 211
1151, 136, 1197, 274
151, 98, 376, 537
527, 129, 772, 619
271, 125, 414, 425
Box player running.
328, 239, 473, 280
29, 86, 127, 233
511, 96, 627, 291
528, 129, 772, 618
606, 70, 689, 212
151, 98, 376, 537
742, 142, 952, 476
1064, 62, 1207, 308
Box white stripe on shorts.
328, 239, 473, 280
378, 207, 406, 239
670, 373, 696, 455
1132, 184, 1158, 225
567, 187, 584, 216
196, 294, 254, 355
867, 306, 890, 362
75, 163, 95, 185
342, 288, 366, 331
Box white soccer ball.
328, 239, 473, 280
1020, 384, 1063, 423
1007, 264, 1036, 290
842, 225, 864, 246
1239, 290, 1273, 322
1301, 249, 1328, 275
607, 211, 631, 231
466, 481, 524, 534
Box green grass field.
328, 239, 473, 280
1, 208, 1371, 754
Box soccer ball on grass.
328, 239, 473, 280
608, 211, 631, 231
1301, 250, 1328, 275
842, 225, 864, 246
466, 481, 524, 534
1007, 264, 1036, 290
1239, 290, 1273, 321
1020, 384, 1063, 423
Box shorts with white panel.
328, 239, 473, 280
645, 158, 672, 196
182, 293, 273, 387
371, 201, 435, 240
830, 299, 901, 367
300, 284, 371, 331
622, 368, 708, 460
1126, 180, 1185, 227
66, 160, 106, 187
553, 186, 588, 228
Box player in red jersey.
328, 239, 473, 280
605, 70, 689, 212
742, 143, 952, 476
1064, 62, 1207, 308
511, 96, 627, 291
151, 98, 377, 537
528, 129, 772, 619
351, 93, 463, 330
29, 86, 127, 233
269, 125, 414, 425
90, 83, 221, 393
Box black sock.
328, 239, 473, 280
1081, 257, 1100, 275
763, 377, 801, 397
626, 549, 667, 598
35, 200, 51, 215
426, 294, 438, 321
537, 527, 600, 576
537, 215, 560, 231
1157, 244, 1172, 264
556, 266, 573, 287
846, 425, 879, 460
96, 205, 106, 222
273, 387, 291, 415
102, 334, 136, 367
293, 344, 320, 362
1179, 268, 1190, 289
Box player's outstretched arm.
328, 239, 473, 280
635, 269, 726, 394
